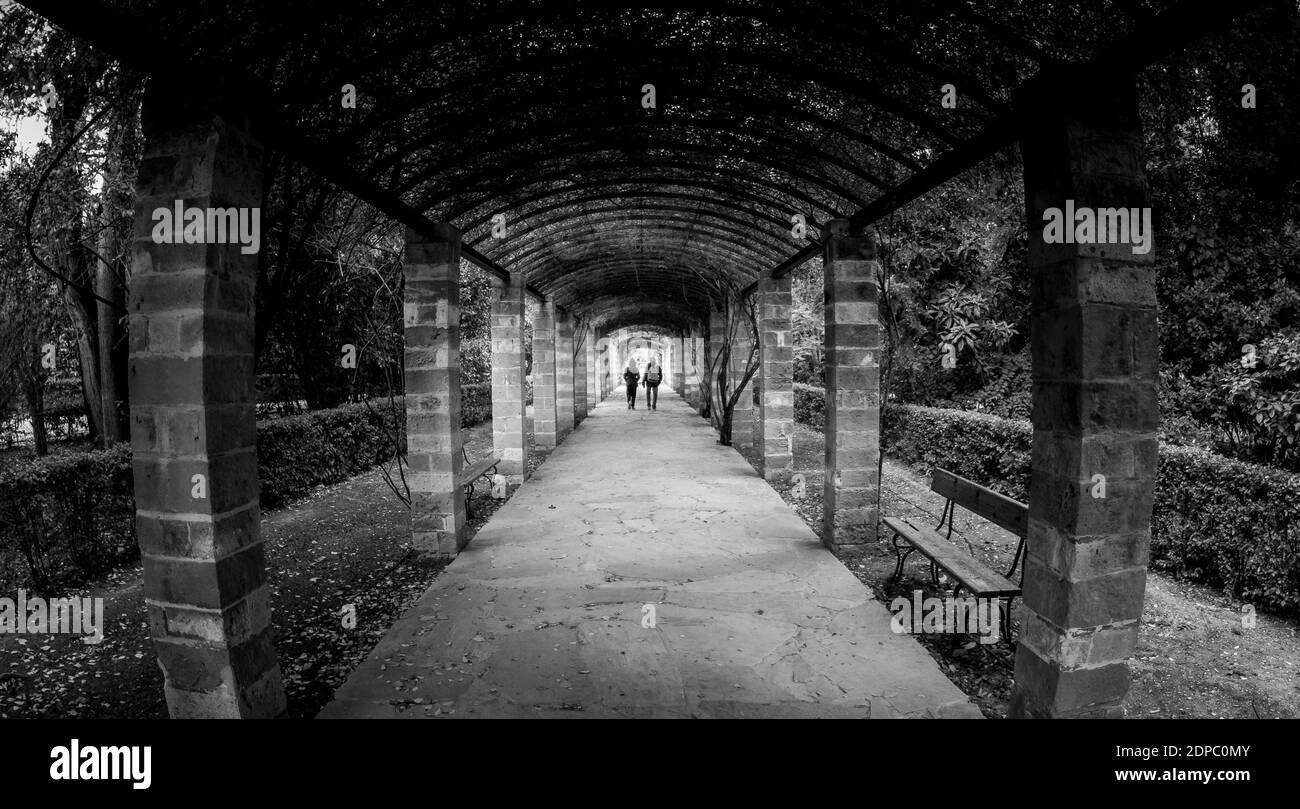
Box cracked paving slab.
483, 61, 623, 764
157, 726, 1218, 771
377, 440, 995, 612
320, 393, 981, 719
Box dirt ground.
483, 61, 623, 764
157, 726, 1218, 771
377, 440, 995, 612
738, 421, 1300, 719
0, 417, 548, 719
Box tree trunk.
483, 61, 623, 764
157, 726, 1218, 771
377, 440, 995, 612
63, 281, 104, 446
23, 346, 48, 456
95, 249, 127, 443
94, 72, 140, 445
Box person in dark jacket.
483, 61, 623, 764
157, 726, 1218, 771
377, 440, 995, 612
643, 355, 663, 410
622, 359, 641, 409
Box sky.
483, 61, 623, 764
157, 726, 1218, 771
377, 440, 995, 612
0, 110, 49, 161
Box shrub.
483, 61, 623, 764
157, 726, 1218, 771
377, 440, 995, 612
794, 383, 825, 429
882, 403, 1032, 500
460, 383, 491, 427
256, 401, 402, 508
0, 446, 134, 591
0, 400, 407, 590
1152, 445, 1300, 614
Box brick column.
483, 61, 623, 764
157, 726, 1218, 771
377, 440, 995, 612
675, 335, 686, 394
758, 273, 795, 483
685, 333, 702, 410
533, 301, 558, 448
603, 335, 614, 399
404, 225, 465, 558
730, 301, 756, 450
596, 333, 608, 399
707, 308, 724, 423
585, 329, 598, 410
574, 326, 588, 423
556, 311, 575, 441
822, 219, 881, 550
1010, 79, 1157, 719
491, 272, 529, 485
128, 89, 284, 718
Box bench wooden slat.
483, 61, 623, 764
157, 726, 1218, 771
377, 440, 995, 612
883, 516, 1021, 597
930, 468, 1028, 538
459, 456, 500, 486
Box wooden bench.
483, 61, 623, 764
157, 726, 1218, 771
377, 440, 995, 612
883, 468, 1028, 642
458, 448, 502, 519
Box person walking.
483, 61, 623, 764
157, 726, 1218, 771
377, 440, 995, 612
643, 354, 663, 410
622, 359, 641, 409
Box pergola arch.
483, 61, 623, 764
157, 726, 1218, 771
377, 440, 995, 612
412, 135, 878, 215
453, 168, 846, 234
466, 196, 798, 246
497, 212, 791, 266
24, 0, 1271, 721
362, 77, 932, 182
313, 1, 1017, 129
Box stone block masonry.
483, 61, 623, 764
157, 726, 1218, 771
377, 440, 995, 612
127, 88, 285, 718
556, 311, 575, 441
491, 271, 529, 484
729, 301, 756, 450
707, 308, 724, 419
675, 335, 686, 394
574, 326, 589, 423
1010, 79, 1158, 719
403, 224, 466, 559
758, 273, 794, 483
822, 220, 881, 551
533, 302, 558, 448
585, 329, 598, 410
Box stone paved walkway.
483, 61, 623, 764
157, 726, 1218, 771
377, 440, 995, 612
321, 393, 980, 718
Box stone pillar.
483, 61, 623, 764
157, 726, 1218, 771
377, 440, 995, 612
574, 326, 589, 423
758, 273, 795, 483
556, 311, 575, 441
822, 219, 881, 551
491, 272, 529, 485
707, 308, 724, 421
664, 339, 673, 393
730, 300, 756, 450
128, 89, 285, 718
685, 332, 702, 410
404, 224, 465, 558
1010, 79, 1157, 719
533, 301, 558, 449
585, 329, 598, 410
596, 333, 608, 399
681, 335, 691, 395
603, 334, 614, 399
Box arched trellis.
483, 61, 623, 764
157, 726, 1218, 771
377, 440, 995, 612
497, 216, 791, 270
466, 196, 798, 246
316, 1, 1018, 133
23, 0, 1272, 723
363, 79, 940, 185
416, 135, 878, 215
455, 168, 846, 234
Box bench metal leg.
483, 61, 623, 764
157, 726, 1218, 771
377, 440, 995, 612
1000, 596, 1017, 644
889, 534, 916, 583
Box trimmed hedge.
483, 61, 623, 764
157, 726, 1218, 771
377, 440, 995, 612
794, 383, 825, 429
882, 403, 1032, 501
461, 383, 492, 428
1152, 446, 1300, 615
0, 446, 134, 591
255, 401, 402, 508
877, 402, 1300, 616
0, 400, 415, 591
